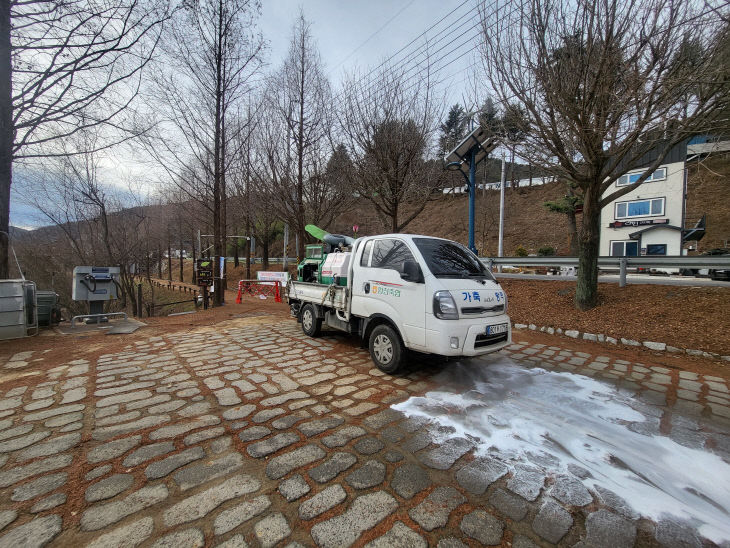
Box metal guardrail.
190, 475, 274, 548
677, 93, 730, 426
480, 256, 730, 269
480, 255, 730, 287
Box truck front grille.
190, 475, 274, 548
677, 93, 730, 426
461, 304, 505, 315
474, 332, 508, 348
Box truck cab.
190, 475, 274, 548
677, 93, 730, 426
287, 234, 511, 372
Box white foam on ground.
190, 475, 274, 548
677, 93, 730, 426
392, 358, 730, 543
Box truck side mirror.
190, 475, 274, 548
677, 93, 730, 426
401, 260, 423, 283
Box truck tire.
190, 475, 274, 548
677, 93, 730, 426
300, 304, 322, 337
369, 324, 403, 373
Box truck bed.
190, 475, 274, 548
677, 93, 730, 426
286, 281, 348, 310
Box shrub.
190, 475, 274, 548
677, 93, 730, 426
515, 245, 528, 257
537, 246, 556, 256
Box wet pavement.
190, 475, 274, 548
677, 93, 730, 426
0, 313, 728, 547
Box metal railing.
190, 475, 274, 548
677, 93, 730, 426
480, 255, 730, 287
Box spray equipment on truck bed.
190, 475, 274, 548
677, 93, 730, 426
297, 225, 354, 285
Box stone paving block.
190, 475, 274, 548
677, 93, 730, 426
353, 436, 384, 455
364, 521, 427, 548
11, 472, 67, 501
0, 514, 62, 547
456, 457, 508, 494
238, 426, 271, 441
507, 465, 545, 501
310, 491, 398, 548
247, 432, 300, 458
488, 487, 529, 521
18, 432, 81, 461
592, 486, 639, 520
85, 474, 134, 502
551, 474, 593, 506
0, 454, 72, 488
408, 487, 466, 531
0, 424, 33, 441
123, 441, 175, 467
261, 391, 309, 407
149, 415, 220, 440
385, 451, 403, 462
214, 388, 242, 406
87, 436, 143, 464
145, 447, 205, 479
0, 430, 51, 452
150, 528, 205, 548
655, 518, 702, 548
81, 484, 169, 531
460, 510, 504, 545
267, 444, 326, 480
401, 431, 431, 453
362, 409, 403, 430
531, 498, 573, 543
214, 495, 272, 536
512, 535, 540, 548
575, 509, 636, 548
436, 537, 467, 548
298, 416, 345, 437
346, 460, 386, 489
163, 474, 260, 526
184, 426, 226, 446
92, 415, 170, 441
174, 451, 245, 491
308, 452, 357, 483
30, 492, 66, 513
279, 474, 311, 501
86, 516, 154, 548
390, 463, 431, 499
0, 510, 17, 532
379, 426, 404, 443
272, 415, 303, 430
418, 437, 473, 470
254, 513, 291, 548
321, 426, 366, 448
177, 402, 211, 417
299, 484, 347, 520
344, 402, 378, 416
214, 534, 248, 548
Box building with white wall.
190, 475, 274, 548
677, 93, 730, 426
600, 143, 687, 258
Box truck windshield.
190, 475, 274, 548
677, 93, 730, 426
413, 238, 495, 280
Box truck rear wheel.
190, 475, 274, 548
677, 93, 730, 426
300, 304, 321, 337
369, 324, 403, 373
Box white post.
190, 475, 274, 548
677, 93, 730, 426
498, 151, 506, 272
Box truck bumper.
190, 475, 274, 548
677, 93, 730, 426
425, 313, 512, 357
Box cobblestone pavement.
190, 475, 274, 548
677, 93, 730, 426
0, 313, 728, 547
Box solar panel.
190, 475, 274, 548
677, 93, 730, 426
444, 126, 499, 167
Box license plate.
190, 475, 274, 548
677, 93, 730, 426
486, 323, 508, 335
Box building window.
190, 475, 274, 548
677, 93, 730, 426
646, 244, 667, 255
617, 167, 667, 186
615, 197, 665, 219
611, 241, 639, 256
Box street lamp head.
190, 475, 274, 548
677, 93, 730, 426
445, 161, 463, 172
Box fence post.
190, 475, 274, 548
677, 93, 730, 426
136, 283, 143, 318
619, 258, 627, 288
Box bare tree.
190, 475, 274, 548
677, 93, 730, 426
268, 13, 332, 258
1, 0, 170, 278
340, 65, 445, 232
480, 0, 730, 309
144, 0, 263, 305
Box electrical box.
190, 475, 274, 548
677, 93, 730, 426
72, 266, 120, 301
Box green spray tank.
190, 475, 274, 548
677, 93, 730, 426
297, 225, 354, 285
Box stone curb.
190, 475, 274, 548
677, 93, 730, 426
512, 323, 730, 363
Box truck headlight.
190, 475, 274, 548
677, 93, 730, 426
433, 291, 458, 320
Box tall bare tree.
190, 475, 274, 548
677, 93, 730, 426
480, 0, 730, 309
2, 0, 170, 278
144, 0, 263, 305
268, 13, 332, 258
340, 65, 445, 232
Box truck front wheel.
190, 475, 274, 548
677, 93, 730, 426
300, 304, 322, 337
369, 324, 403, 373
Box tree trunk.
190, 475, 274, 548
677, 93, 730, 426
157, 246, 162, 278
0, 0, 11, 278
234, 232, 239, 267
245, 221, 251, 280
178, 235, 183, 282
263, 241, 269, 270
212, 0, 224, 307
567, 210, 579, 256
191, 230, 196, 284
167, 235, 172, 282
575, 184, 601, 310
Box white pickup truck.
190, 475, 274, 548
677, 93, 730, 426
286, 234, 511, 372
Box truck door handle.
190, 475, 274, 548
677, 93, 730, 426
363, 282, 370, 294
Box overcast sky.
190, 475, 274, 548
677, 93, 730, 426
11, 0, 482, 229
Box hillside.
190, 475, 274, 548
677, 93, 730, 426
685, 152, 730, 251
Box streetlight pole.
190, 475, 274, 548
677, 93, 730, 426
498, 150, 506, 268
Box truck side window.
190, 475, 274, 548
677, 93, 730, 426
360, 240, 373, 267
371, 240, 415, 272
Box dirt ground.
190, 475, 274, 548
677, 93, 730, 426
500, 279, 730, 356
